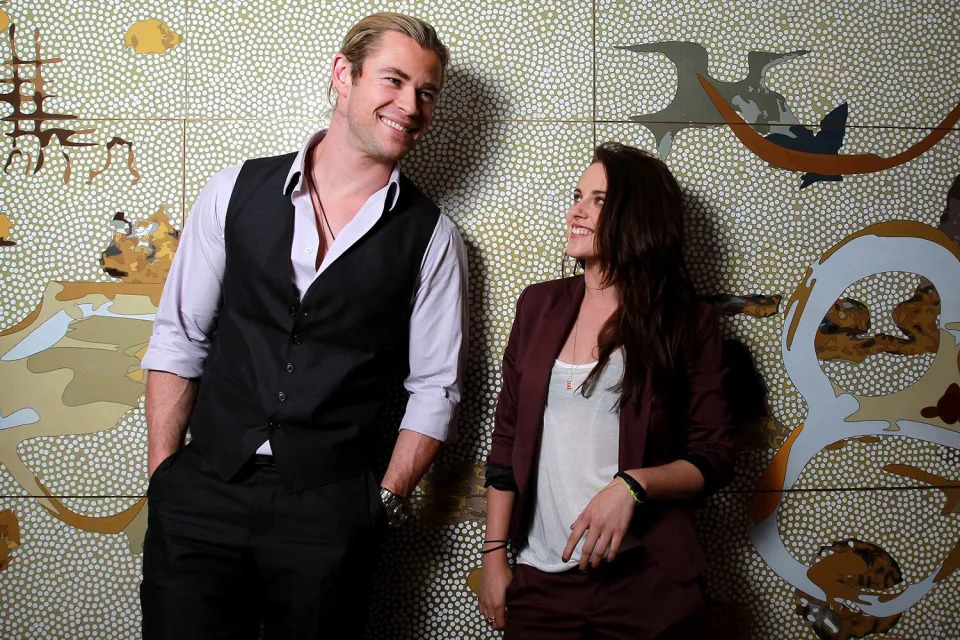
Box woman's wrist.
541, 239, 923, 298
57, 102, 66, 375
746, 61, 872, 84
481, 548, 510, 566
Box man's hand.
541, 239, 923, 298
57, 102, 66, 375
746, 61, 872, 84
145, 371, 196, 478
562, 479, 636, 571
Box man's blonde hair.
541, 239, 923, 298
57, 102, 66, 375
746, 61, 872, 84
328, 13, 449, 104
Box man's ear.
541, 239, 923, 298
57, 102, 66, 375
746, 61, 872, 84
331, 53, 354, 102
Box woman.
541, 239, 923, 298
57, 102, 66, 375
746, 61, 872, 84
477, 143, 734, 639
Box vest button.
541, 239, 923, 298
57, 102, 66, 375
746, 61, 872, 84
289, 304, 299, 317
291, 334, 303, 345
277, 391, 287, 402
285, 363, 295, 373
269, 420, 279, 429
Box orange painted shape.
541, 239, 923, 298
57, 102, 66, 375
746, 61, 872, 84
750, 423, 804, 525
807, 551, 871, 605
784, 269, 816, 351
697, 75, 960, 175
37, 479, 146, 534
785, 221, 960, 352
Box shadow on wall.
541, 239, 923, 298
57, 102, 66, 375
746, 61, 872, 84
364, 64, 507, 640
682, 189, 726, 298
402, 62, 510, 463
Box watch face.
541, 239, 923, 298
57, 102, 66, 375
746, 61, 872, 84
380, 488, 410, 527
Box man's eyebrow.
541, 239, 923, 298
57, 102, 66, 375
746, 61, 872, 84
379, 66, 410, 81
379, 66, 440, 92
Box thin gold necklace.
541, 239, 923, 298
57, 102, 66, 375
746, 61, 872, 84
566, 315, 579, 390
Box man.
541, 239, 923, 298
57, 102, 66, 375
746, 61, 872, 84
139, 13, 466, 639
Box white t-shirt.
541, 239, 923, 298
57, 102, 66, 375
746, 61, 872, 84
517, 351, 640, 572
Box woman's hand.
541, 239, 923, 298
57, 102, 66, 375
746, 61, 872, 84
563, 479, 636, 571
477, 548, 512, 630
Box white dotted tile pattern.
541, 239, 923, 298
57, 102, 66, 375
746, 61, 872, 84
2, 1, 185, 118
18, 404, 148, 500
697, 487, 960, 640
186, 0, 592, 120
0, 497, 143, 640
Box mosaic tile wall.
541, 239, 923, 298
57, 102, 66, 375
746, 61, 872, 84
1, 1, 958, 638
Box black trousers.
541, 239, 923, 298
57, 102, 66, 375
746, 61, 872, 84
141, 444, 385, 640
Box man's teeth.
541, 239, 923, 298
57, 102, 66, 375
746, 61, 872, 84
382, 117, 408, 132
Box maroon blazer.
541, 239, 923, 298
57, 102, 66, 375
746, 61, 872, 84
487, 276, 734, 582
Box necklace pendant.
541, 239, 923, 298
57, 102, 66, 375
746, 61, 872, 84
566, 379, 572, 390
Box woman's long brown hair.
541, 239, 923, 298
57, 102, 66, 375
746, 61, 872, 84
580, 143, 699, 411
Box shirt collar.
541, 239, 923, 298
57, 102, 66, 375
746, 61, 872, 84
283, 130, 402, 211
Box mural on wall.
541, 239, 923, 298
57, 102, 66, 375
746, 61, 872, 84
750, 214, 960, 638
624, 41, 960, 189
699, 74, 960, 180
619, 42, 809, 160
0, 23, 141, 184
1, 0, 959, 638
100, 209, 180, 283
0, 283, 159, 550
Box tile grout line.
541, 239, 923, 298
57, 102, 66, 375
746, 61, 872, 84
592, 0, 597, 148
62, 117, 960, 133
182, 0, 189, 221
2, 485, 958, 499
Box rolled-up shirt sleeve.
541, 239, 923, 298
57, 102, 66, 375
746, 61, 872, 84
399, 215, 468, 443
140, 166, 241, 378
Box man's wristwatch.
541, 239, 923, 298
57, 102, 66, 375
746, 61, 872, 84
379, 487, 410, 527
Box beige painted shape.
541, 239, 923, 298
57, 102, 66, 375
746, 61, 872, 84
0, 358, 132, 505
0, 283, 155, 528
845, 328, 960, 433
25, 315, 151, 408
110, 293, 162, 316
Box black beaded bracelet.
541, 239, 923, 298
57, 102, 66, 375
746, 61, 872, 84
614, 471, 648, 504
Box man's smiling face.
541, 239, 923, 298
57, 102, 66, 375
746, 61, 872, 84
338, 30, 443, 164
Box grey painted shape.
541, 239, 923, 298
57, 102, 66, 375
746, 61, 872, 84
618, 42, 808, 158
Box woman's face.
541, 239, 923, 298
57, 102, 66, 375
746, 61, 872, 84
566, 162, 606, 261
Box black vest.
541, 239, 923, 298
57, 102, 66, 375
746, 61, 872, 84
188, 153, 440, 492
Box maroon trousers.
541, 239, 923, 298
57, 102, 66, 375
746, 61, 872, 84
504, 548, 704, 640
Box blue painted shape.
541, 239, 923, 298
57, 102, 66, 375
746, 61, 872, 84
1, 310, 74, 361
765, 103, 849, 188
0, 407, 40, 430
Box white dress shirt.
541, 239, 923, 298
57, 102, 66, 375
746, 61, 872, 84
517, 352, 639, 572
142, 131, 468, 449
